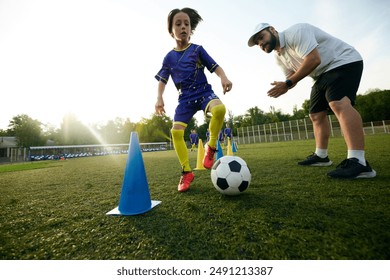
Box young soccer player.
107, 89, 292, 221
189, 129, 199, 151
224, 123, 232, 146
155, 7, 232, 192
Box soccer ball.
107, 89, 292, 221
211, 156, 251, 196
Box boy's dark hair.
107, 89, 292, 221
167, 7, 203, 34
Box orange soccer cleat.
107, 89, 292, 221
203, 144, 217, 169
178, 171, 195, 192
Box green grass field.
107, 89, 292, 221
1, 135, 389, 260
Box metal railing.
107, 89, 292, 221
235, 116, 389, 145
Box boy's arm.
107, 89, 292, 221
214, 66, 233, 94
155, 81, 166, 115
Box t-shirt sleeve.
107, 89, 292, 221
290, 25, 318, 58
155, 56, 170, 84
198, 46, 219, 73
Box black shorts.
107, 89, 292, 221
309, 61, 363, 113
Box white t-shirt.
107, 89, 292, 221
275, 23, 362, 79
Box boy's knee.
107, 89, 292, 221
211, 104, 226, 118
171, 128, 184, 140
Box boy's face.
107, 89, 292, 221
171, 12, 191, 42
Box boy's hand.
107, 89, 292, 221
221, 77, 233, 94
155, 98, 165, 116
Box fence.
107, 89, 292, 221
28, 142, 169, 161
1, 142, 169, 163
235, 115, 390, 145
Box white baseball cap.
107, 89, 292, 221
247, 23, 270, 47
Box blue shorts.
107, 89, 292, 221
174, 91, 220, 126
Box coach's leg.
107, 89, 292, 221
327, 96, 376, 178
310, 110, 330, 152
329, 96, 366, 164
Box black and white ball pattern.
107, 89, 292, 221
211, 156, 251, 196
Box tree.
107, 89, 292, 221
42, 123, 62, 145
97, 118, 131, 144
291, 104, 308, 120
118, 118, 136, 143
0, 129, 9, 136
301, 99, 310, 116
355, 89, 390, 122
243, 106, 268, 126
266, 106, 290, 123
60, 113, 96, 145
232, 115, 245, 129
8, 114, 45, 147
136, 114, 172, 142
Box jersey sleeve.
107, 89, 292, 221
198, 45, 219, 73
155, 55, 170, 84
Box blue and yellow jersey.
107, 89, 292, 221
155, 43, 219, 103
189, 132, 199, 145
224, 127, 232, 138
218, 130, 224, 141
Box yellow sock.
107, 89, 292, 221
171, 129, 191, 172
209, 104, 226, 148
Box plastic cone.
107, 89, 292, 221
232, 140, 238, 153
216, 140, 224, 160
227, 138, 233, 156
194, 139, 206, 170
107, 132, 161, 216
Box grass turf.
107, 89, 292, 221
0, 134, 389, 260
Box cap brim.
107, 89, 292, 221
247, 23, 271, 47
247, 34, 257, 47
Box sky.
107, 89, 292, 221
1, 0, 389, 130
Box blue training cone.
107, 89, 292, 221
232, 140, 238, 153
216, 140, 224, 160
107, 132, 161, 216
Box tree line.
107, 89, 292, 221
1, 89, 388, 148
